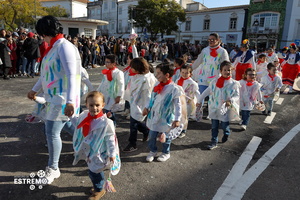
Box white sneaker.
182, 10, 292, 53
122, 109, 130, 116
45, 166, 60, 184
126, 114, 130, 120
241, 125, 247, 130
157, 153, 170, 162
146, 151, 157, 162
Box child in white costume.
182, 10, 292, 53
239, 68, 263, 130
256, 54, 268, 82
143, 63, 185, 162
261, 63, 283, 116
197, 61, 240, 150
97, 54, 125, 123
72, 91, 117, 200
175, 64, 200, 138
172, 57, 185, 83
123, 58, 156, 152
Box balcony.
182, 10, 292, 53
247, 27, 279, 34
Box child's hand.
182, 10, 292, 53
27, 90, 37, 100
142, 108, 149, 116
275, 88, 280, 92
110, 157, 115, 163
107, 112, 112, 118
64, 103, 75, 117
115, 96, 121, 104
225, 100, 231, 107
172, 121, 180, 128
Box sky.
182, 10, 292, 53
194, 0, 250, 8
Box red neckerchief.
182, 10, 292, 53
216, 76, 231, 88
177, 77, 189, 86
175, 65, 182, 73
246, 80, 254, 86
210, 46, 220, 57
43, 34, 64, 56
268, 52, 273, 57
77, 111, 104, 137
129, 68, 137, 76
153, 79, 172, 94
123, 65, 131, 72
268, 74, 276, 81
102, 67, 116, 81
257, 60, 262, 65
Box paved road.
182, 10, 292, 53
0, 66, 300, 200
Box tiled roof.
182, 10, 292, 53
187, 4, 249, 14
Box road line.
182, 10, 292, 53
275, 98, 284, 105
264, 112, 276, 124
283, 88, 289, 94
222, 123, 300, 200
213, 136, 262, 200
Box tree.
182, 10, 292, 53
43, 5, 69, 17
130, 0, 186, 41
0, 0, 46, 31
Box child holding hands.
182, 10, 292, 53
143, 63, 185, 162
197, 61, 240, 150
239, 68, 263, 130
72, 91, 117, 200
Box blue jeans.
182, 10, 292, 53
198, 85, 208, 104
45, 120, 74, 169
26, 58, 36, 76
211, 119, 230, 144
129, 117, 149, 146
89, 170, 105, 192
20, 56, 27, 74
241, 110, 251, 125
264, 97, 274, 112
148, 130, 171, 154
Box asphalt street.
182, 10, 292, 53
1, 65, 300, 200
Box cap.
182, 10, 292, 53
27, 32, 35, 38
13, 32, 19, 37
0, 38, 6, 43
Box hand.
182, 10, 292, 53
172, 121, 180, 128
275, 88, 280, 92
27, 90, 37, 100
107, 112, 112, 118
110, 157, 115, 163
142, 108, 149, 116
225, 100, 231, 107
64, 103, 75, 117
115, 96, 121, 104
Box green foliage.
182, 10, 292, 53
0, 0, 47, 31
130, 0, 186, 40
43, 5, 69, 18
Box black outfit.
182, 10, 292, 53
0, 42, 12, 79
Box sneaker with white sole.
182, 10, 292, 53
146, 151, 157, 162
157, 153, 170, 162
45, 166, 60, 184
241, 125, 247, 130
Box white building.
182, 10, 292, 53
281, 0, 300, 47
175, 4, 249, 46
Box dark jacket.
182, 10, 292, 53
0, 42, 12, 68
23, 38, 40, 59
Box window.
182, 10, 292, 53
230, 18, 237, 29
127, 22, 131, 32
185, 21, 191, 31
118, 20, 122, 33
252, 12, 279, 28
203, 19, 210, 30
97, 9, 100, 15
84, 28, 92, 37
112, 2, 116, 9
111, 21, 115, 32
104, 2, 108, 9
119, 6, 122, 15
91, 9, 95, 16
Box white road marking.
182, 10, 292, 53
283, 87, 289, 94
221, 123, 300, 200
213, 136, 262, 200
275, 98, 284, 105
264, 112, 276, 124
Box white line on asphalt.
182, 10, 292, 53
283, 88, 289, 94
213, 136, 262, 200
264, 112, 276, 124
275, 98, 284, 105
222, 123, 300, 200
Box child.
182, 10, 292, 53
239, 68, 263, 130
261, 63, 283, 116
175, 64, 200, 138
256, 54, 268, 82
143, 63, 185, 162
172, 58, 185, 83
197, 61, 240, 150
72, 91, 117, 200
123, 58, 156, 152
97, 54, 125, 123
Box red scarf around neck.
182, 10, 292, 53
175, 65, 182, 73
210, 46, 220, 57
257, 60, 263, 65
216, 76, 231, 88
102, 67, 116, 81
153, 79, 172, 94
77, 111, 104, 137
129, 68, 137, 76
123, 65, 131, 72
268, 74, 276, 81
246, 80, 254, 86
43, 33, 64, 56
177, 77, 189, 86
268, 52, 273, 57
